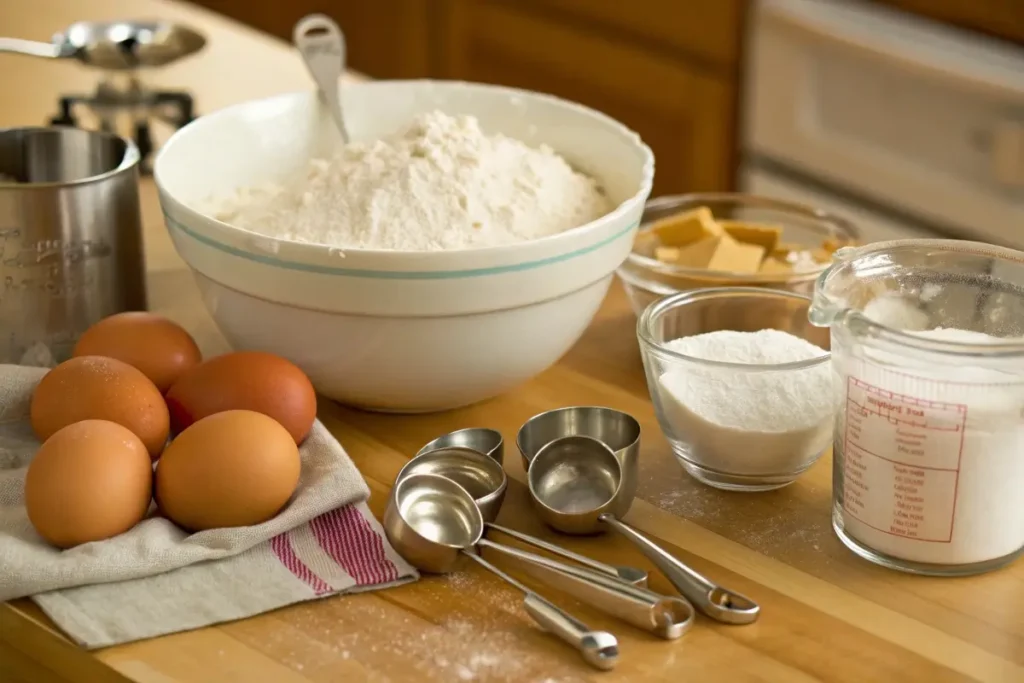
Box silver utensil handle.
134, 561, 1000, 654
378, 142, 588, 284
464, 552, 620, 671
0, 38, 64, 59
486, 522, 648, 587
292, 14, 350, 143
599, 515, 760, 625
479, 539, 693, 640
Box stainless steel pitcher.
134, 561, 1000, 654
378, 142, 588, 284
0, 127, 145, 366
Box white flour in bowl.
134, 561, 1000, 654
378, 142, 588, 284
656, 329, 834, 477
209, 110, 611, 251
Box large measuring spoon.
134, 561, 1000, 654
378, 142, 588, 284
395, 443, 649, 586
0, 21, 206, 70
293, 14, 350, 143
383, 473, 620, 670
528, 436, 761, 625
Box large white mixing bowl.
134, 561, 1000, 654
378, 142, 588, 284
154, 80, 654, 412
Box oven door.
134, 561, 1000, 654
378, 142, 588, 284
745, 0, 1024, 245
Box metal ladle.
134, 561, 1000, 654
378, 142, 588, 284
0, 21, 206, 70
293, 14, 350, 143
398, 441, 648, 586
384, 473, 621, 670
528, 436, 761, 625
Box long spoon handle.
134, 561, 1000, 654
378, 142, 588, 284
600, 514, 760, 625
486, 522, 648, 587
479, 539, 693, 640
292, 14, 350, 143
463, 551, 620, 671
0, 38, 64, 59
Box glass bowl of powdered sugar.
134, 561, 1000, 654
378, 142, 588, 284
637, 287, 834, 491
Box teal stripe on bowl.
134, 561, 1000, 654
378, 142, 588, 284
163, 211, 639, 279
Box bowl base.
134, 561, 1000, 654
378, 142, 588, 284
674, 454, 802, 492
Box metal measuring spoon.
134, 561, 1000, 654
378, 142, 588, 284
528, 436, 761, 625
384, 472, 688, 641
293, 14, 350, 143
486, 539, 694, 640
383, 473, 620, 670
0, 21, 206, 70
396, 443, 649, 586
516, 406, 641, 505
396, 447, 508, 523
417, 428, 505, 465
486, 523, 649, 588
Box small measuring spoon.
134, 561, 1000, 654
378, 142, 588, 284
528, 436, 761, 625
396, 447, 508, 524
417, 428, 505, 465
293, 14, 350, 143
383, 473, 620, 670
395, 443, 649, 586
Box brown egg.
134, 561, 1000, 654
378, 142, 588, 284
166, 351, 316, 444
25, 420, 153, 549
30, 356, 170, 459
73, 312, 202, 392
155, 410, 301, 531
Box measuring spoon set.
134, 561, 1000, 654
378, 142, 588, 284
382, 407, 760, 670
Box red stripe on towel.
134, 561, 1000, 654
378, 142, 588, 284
311, 506, 399, 586
269, 531, 332, 595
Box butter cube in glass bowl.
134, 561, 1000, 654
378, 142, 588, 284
617, 193, 859, 317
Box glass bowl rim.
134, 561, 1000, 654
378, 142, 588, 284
636, 286, 831, 372
625, 192, 859, 282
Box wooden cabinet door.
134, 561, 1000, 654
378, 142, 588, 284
434, 1, 736, 194
191, 0, 434, 78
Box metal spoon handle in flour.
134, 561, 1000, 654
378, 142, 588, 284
293, 14, 350, 143
598, 514, 761, 625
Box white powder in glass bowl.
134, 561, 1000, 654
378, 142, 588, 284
209, 110, 612, 251
656, 329, 834, 478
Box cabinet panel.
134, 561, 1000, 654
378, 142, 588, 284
436, 2, 736, 194
190, 0, 433, 78
507, 0, 743, 68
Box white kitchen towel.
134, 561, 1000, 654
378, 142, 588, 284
0, 364, 418, 648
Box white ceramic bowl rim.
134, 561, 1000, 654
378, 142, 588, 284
155, 80, 655, 279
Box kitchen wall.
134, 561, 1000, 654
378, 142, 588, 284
188, 0, 1023, 203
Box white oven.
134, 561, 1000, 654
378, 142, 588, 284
740, 0, 1024, 247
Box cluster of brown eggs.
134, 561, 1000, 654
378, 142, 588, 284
24, 312, 318, 549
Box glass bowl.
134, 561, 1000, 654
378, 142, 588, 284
618, 193, 858, 317
637, 287, 834, 491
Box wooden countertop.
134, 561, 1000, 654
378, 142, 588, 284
1, 1, 1022, 682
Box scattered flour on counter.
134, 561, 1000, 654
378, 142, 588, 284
657, 329, 834, 477
210, 110, 611, 251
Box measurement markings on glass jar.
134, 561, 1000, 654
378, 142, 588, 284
842, 377, 967, 543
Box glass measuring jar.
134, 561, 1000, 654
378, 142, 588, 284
810, 239, 1024, 576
